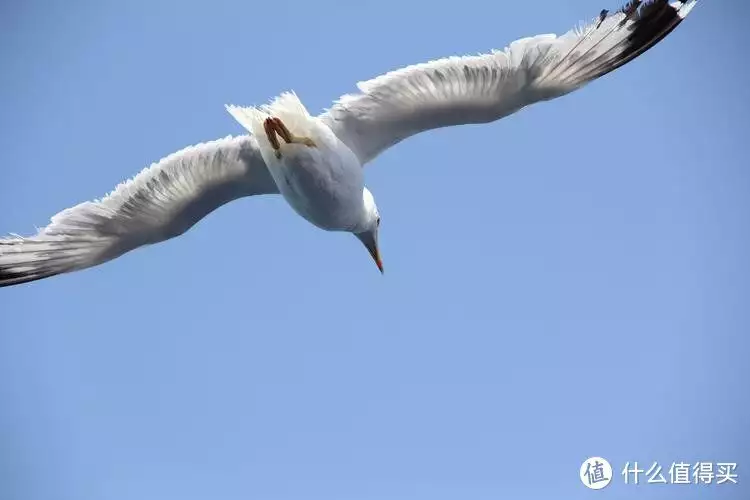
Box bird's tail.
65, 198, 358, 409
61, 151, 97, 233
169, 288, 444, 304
225, 103, 269, 139
225, 91, 315, 144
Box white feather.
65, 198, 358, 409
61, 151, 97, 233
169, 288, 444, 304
0, 135, 276, 286
321, 0, 698, 164
226, 91, 315, 152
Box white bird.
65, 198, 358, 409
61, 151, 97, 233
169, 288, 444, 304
0, 0, 697, 287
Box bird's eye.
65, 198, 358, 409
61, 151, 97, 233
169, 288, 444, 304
376, 217, 381, 227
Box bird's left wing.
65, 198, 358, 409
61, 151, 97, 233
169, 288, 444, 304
320, 0, 697, 165
0, 135, 278, 288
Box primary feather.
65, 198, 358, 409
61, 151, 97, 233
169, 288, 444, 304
321, 0, 697, 164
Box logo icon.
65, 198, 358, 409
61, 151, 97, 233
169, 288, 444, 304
580, 457, 613, 490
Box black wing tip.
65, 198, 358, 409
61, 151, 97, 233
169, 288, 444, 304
618, 0, 695, 17
615, 0, 698, 32
623, 1, 694, 55
0, 267, 59, 288
588, 0, 697, 80
0, 240, 65, 288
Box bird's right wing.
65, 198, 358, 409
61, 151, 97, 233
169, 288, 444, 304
320, 0, 697, 165
0, 135, 278, 288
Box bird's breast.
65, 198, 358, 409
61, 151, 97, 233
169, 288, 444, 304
270, 142, 364, 231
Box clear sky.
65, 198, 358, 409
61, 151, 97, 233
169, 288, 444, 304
0, 1, 747, 499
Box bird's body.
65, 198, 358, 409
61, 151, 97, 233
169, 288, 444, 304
227, 94, 368, 233
0, 0, 698, 287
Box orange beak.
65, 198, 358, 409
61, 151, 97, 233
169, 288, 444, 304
356, 230, 384, 274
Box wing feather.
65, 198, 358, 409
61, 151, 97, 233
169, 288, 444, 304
0, 135, 277, 287
320, 0, 697, 164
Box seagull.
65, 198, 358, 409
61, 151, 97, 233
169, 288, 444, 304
0, 0, 697, 288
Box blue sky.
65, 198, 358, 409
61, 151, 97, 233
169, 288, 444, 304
0, 1, 747, 499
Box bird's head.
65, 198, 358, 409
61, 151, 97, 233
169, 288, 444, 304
354, 187, 383, 274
